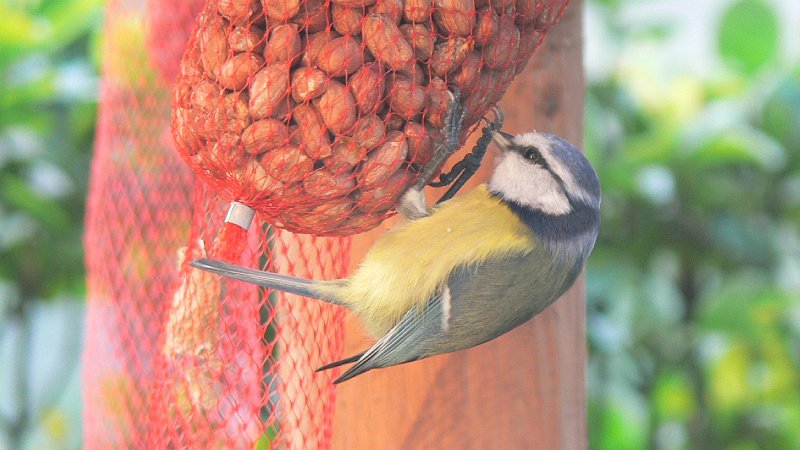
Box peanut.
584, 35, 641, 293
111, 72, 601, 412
218, 52, 264, 91
301, 30, 342, 67
315, 81, 358, 134
263, 0, 300, 21
429, 36, 472, 77
473, 7, 499, 46
332, 4, 365, 35
228, 25, 265, 53
348, 62, 386, 113
514, 0, 541, 25
475, 0, 513, 14
357, 130, 408, 188
451, 50, 482, 94
355, 168, 415, 213
172, 107, 199, 152
482, 15, 520, 69
403, 121, 434, 166
325, 138, 368, 174
515, 24, 542, 73
292, 103, 331, 158
385, 112, 406, 131
240, 156, 281, 194
362, 13, 415, 72
424, 77, 450, 128
388, 75, 427, 119
291, 67, 328, 102
290, 0, 330, 32
433, 0, 476, 37
241, 119, 290, 154
199, 16, 229, 80
205, 140, 240, 176
303, 168, 356, 199
191, 78, 221, 111
218, 0, 259, 23
248, 63, 290, 119
369, 0, 404, 25
282, 197, 355, 230
261, 144, 314, 182
400, 23, 435, 61
403, 0, 432, 22
349, 113, 386, 149
317, 36, 365, 77
289, 198, 354, 229
223, 91, 250, 123
264, 24, 302, 63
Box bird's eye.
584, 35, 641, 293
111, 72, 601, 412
522, 147, 541, 163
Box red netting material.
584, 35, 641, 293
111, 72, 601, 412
172, 0, 569, 235
142, 193, 348, 448
83, 0, 568, 448
82, 0, 198, 446
84, 0, 347, 448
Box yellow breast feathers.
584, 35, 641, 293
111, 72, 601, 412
315, 184, 536, 337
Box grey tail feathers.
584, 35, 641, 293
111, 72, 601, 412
191, 258, 339, 303
316, 352, 365, 372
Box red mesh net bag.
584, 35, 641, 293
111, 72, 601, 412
84, 0, 347, 448
172, 0, 570, 236
82, 0, 199, 446
83, 0, 569, 447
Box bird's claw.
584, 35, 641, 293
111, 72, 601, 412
429, 105, 507, 203
408, 88, 466, 194
481, 105, 504, 131
443, 88, 467, 150
403, 95, 506, 209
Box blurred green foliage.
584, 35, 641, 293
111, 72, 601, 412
586, 0, 800, 448
0, 0, 100, 302
0, 1, 102, 449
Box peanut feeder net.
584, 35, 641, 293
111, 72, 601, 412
82, 0, 570, 447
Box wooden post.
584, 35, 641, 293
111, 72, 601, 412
333, 2, 586, 448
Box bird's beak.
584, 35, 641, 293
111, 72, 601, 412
491, 131, 515, 151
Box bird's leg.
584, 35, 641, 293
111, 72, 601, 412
430, 106, 504, 204
398, 88, 466, 220
396, 187, 429, 220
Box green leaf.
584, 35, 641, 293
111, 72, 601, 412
0, 4, 46, 66
254, 425, 279, 450
653, 370, 695, 420
2, 175, 70, 232
700, 273, 793, 341
761, 75, 800, 149
717, 0, 779, 74
690, 127, 786, 171
589, 400, 648, 450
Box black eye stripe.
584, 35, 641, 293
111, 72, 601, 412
524, 149, 540, 162
517, 145, 544, 164
513, 144, 561, 181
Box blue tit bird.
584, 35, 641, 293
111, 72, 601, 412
192, 130, 601, 384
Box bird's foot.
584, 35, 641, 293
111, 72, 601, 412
430, 105, 506, 204
409, 88, 466, 193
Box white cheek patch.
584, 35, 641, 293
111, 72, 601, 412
489, 152, 572, 215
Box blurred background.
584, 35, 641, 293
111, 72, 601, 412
0, 0, 797, 448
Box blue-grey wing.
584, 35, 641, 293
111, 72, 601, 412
333, 294, 444, 383
332, 249, 581, 383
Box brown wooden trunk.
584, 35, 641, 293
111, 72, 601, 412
333, 1, 586, 448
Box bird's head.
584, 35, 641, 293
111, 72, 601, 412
489, 131, 601, 218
